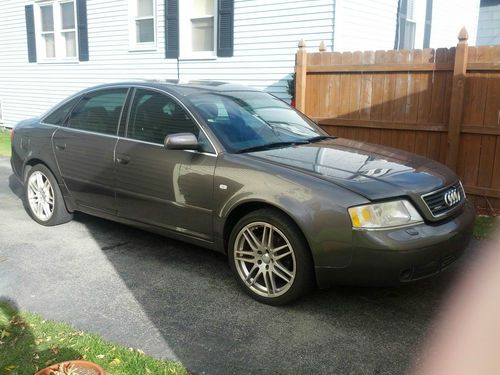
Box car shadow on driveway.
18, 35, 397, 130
5, 171, 462, 375
74, 211, 460, 375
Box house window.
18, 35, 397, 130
40, 5, 55, 58
61, 2, 77, 57
396, 0, 416, 49
35, 1, 78, 61
130, 0, 156, 49
180, 0, 217, 58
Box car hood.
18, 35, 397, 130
246, 138, 457, 201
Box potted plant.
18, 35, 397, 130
35, 360, 106, 375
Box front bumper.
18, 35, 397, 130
315, 201, 476, 288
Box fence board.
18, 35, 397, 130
382, 51, 397, 123
339, 52, 353, 119
477, 135, 497, 188
394, 50, 409, 123
416, 50, 435, 125
493, 140, 500, 190
414, 131, 428, 156
348, 51, 363, 120
370, 51, 386, 121
360, 51, 374, 120
463, 72, 488, 126
483, 73, 500, 126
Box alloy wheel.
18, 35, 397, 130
234, 222, 296, 298
27, 171, 55, 222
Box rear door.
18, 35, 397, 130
114, 88, 216, 240
52, 88, 129, 213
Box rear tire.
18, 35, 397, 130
228, 209, 314, 305
24, 164, 73, 226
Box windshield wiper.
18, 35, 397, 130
236, 140, 310, 154
307, 135, 337, 143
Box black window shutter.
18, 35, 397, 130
25, 5, 37, 63
165, 0, 179, 58
217, 0, 234, 57
76, 0, 89, 61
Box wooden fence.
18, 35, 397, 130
295, 28, 500, 209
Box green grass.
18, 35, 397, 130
0, 130, 11, 157
0, 299, 187, 375
473, 215, 499, 240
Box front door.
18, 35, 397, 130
52, 88, 128, 213
115, 88, 216, 240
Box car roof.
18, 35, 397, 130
81, 80, 261, 97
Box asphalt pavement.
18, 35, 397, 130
0, 157, 478, 374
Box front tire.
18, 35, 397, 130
229, 209, 313, 305
24, 164, 73, 226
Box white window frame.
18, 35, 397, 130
34, 0, 79, 63
403, 19, 416, 49
129, 0, 157, 51
179, 0, 217, 60
403, 0, 416, 50
396, 0, 417, 49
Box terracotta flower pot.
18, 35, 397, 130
35, 360, 105, 375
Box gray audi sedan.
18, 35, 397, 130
10, 81, 475, 305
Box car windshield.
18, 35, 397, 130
189, 91, 327, 153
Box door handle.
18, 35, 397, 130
116, 154, 131, 165
55, 144, 66, 151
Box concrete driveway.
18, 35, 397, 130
0, 157, 477, 374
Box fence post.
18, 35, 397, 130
295, 40, 307, 112
446, 27, 469, 171
319, 41, 326, 52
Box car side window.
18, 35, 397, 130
67, 89, 128, 136
127, 89, 202, 145
43, 97, 80, 125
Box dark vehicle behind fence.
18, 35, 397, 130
10, 81, 475, 304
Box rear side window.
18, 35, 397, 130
127, 89, 200, 144
43, 97, 79, 125
67, 89, 128, 135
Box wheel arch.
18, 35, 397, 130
23, 158, 54, 182
222, 201, 315, 266
23, 158, 75, 212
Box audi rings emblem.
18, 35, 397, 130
444, 188, 461, 207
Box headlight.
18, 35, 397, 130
348, 200, 423, 229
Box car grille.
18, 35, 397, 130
421, 182, 465, 218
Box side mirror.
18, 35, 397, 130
164, 133, 199, 151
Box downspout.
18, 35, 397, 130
423, 0, 433, 48
394, 0, 402, 49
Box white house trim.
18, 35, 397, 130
128, 0, 158, 51
179, 0, 218, 60
34, 0, 79, 63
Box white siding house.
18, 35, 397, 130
0, 0, 335, 129
476, 0, 500, 46
0, 0, 481, 128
